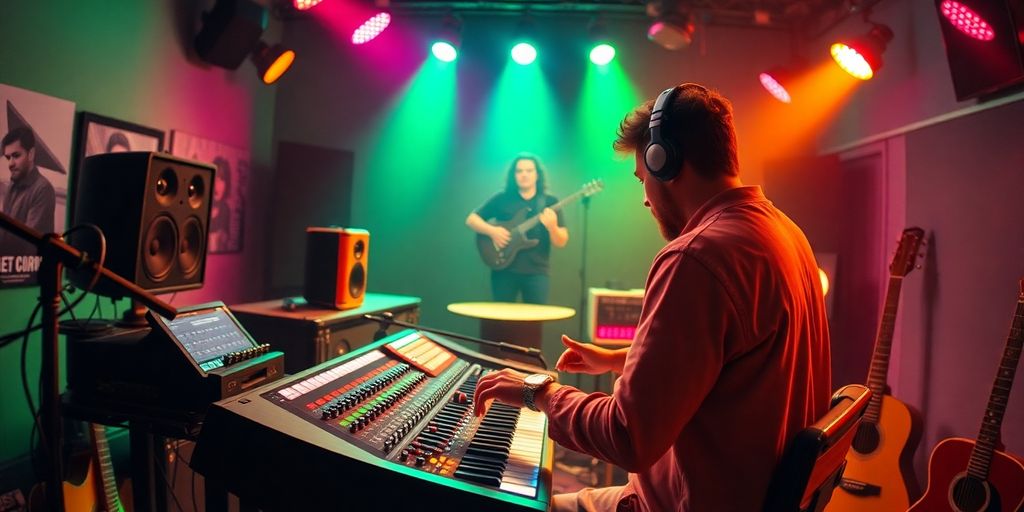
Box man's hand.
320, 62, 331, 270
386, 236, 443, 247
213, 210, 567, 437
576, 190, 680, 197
555, 335, 620, 375
490, 225, 512, 249
473, 368, 529, 416
539, 208, 558, 231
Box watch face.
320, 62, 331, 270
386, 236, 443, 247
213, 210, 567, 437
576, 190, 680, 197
525, 373, 551, 386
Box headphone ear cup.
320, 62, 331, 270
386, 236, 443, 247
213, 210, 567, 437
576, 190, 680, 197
647, 141, 680, 182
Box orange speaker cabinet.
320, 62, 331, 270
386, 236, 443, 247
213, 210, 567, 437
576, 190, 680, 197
304, 227, 369, 309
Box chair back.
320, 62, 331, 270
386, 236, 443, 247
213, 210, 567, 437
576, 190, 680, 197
762, 384, 871, 512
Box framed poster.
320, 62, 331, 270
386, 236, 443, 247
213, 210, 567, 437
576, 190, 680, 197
77, 112, 164, 160
170, 131, 248, 254
0, 84, 75, 287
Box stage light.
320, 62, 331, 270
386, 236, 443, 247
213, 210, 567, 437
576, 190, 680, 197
352, 12, 391, 45
252, 41, 295, 84
818, 267, 830, 297
511, 42, 537, 65
430, 14, 461, 62
647, 13, 694, 50
293, 0, 323, 10
830, 24, 893, 80
588, 16, 616, 65
940, 0, 995, 41
194, 0, 295, 85
758, 67, 792, 103
590, 44, 616, 65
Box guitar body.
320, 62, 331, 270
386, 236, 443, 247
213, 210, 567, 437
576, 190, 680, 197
29, 457, 101, 512
910, 438, 1024, 512
827, 394, 922, 511
476, 210, 539, 270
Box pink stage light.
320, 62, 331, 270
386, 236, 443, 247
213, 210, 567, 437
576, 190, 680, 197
940, 1, 995, 41
352, 12, 391, 45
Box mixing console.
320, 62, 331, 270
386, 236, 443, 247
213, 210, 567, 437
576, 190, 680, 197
193, 329, 554, 510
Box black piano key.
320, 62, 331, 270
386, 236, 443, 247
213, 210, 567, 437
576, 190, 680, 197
453, 468, 502, 487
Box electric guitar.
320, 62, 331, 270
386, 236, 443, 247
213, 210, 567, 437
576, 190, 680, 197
827, 227, 926, 512
908, 279, 1024, 512
476, 179, 603, 270
30, 423, 128, 512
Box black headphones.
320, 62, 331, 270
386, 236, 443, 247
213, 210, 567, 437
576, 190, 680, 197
644, 86, 684, 181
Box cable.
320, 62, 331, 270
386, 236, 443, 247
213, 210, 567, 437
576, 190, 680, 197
154, 450, 186, 512
63, 223, 106, 294
20, 304, 49, 459
0, 285, 88, 347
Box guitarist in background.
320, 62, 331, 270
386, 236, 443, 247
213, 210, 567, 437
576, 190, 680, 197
465, 154, 568, 304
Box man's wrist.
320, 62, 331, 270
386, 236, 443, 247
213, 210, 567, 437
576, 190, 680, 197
533, 382, 562, 412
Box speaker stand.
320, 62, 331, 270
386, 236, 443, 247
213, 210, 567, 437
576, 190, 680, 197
117, 299, 150, 328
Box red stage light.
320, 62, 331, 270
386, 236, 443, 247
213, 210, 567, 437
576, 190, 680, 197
940, 1, 995, 41
293, 0, 323, 11
352, 12, 391, 45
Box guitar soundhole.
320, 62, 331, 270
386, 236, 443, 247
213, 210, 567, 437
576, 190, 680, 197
948, 475, 990, 512
851, 422, 880, 454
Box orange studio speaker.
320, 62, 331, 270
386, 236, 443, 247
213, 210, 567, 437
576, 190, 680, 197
70, 152, 214, 297
304, 227, 369, 309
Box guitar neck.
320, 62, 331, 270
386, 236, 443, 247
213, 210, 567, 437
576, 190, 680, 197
864, 275, 904, 423
516, 188, 588, 232
91, 424, 122, 512
968, 288, 1024, 480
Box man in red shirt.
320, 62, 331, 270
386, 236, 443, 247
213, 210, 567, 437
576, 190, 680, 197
473, 83, 832, 511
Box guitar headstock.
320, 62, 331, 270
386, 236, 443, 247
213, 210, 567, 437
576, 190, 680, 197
889, 227, 926, 277
581, 179, 604, 197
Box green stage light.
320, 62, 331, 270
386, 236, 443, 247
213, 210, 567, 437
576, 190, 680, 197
511, 42, 537, 65
589, 43, 616, 65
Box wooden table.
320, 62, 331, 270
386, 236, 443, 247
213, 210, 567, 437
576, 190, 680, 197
447, 302, 575, 364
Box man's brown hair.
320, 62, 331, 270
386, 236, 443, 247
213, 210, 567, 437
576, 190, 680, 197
613, 83, 738, 179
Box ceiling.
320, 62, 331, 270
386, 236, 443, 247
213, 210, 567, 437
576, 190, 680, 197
275, 0, 874, 37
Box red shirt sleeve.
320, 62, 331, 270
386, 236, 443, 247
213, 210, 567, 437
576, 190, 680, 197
544, 250, 740, 471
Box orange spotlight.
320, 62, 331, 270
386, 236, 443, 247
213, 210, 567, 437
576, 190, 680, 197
830, 24, 893, 80
818, 267, 830, 297
253, 41, 296, 84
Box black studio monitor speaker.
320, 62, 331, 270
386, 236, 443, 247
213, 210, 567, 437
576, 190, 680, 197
70, 152, 215, 297
935, 0, 1024, 100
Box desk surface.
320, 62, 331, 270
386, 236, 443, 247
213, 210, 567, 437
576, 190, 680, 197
447, 302, 576, 322
231, 292, 421, 323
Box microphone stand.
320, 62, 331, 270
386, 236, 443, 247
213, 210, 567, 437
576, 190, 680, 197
0, 212, 177, 510
364, 312, 549, 370
576, 194, 592, 388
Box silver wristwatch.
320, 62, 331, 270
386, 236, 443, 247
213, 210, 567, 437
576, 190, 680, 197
523, 373, 554, 412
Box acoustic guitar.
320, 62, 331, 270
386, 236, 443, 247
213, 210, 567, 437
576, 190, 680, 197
30, 423, 128, 512
827, 227, 926, 511
476, 179, 603, 270
908, 279, 1024, 512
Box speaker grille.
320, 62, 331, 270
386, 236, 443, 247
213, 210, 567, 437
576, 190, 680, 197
143, 215, 178, 281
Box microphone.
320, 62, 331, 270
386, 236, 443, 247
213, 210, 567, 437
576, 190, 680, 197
363, 312, 549, 370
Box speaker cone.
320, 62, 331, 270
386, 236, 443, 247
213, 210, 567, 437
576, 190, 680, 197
187, 174, 205, 209
353, 240, 365, 260
349, 262, 365, 299
143, 215, 177, 281
155, 167, 179, 206
178, 216, 205, 278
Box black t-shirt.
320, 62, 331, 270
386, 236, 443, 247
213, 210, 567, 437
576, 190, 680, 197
475, 191, 564, 275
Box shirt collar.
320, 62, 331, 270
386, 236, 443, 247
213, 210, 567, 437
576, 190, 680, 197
681, 185, 767, 235
11, 166, 42, 190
